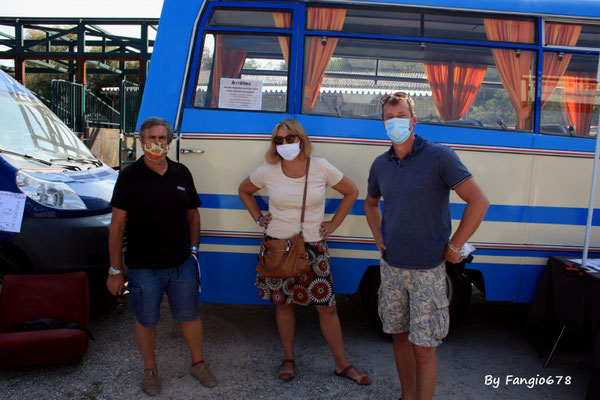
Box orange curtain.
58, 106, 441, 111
424, 62, 487, 122
210, 35, 248, 107
303, 8, 346, 112
272, 12, 291, 66
562, 73, 597, 135
484, 19, 535, 130
541, 23, 581, 108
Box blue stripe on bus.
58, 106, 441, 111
199, 194, 600, 226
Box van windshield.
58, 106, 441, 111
0, 90, 96, 162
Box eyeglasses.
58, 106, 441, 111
380, 92, 412, 105
273, 135, 298, 145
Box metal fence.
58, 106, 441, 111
50, 79, 120, 133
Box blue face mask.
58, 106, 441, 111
384, 118, 411, 144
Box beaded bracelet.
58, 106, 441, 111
257, 215, 263, 225
447, 241, 460, 253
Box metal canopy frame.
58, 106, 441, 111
0, 17, 159, 85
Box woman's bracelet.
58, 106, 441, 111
447, 240, 460, 253
256, 215, 263, 225
190, 246, 199, 253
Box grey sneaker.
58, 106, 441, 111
190, 360, 218, 388
141, 368, 161, 396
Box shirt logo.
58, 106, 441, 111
177, 186, 186, 191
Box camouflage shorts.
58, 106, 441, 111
378, 258, 449, 347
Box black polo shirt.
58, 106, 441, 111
110, 156, 201, 270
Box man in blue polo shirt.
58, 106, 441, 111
364, 93, 489, 400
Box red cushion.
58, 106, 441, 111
0, 329, 88, 367
0, 272, 90, 367
0, 272, 89, 332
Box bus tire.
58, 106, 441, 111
446, 261, 472, 331
357, 266, 385, 335
358, 262, 472, 335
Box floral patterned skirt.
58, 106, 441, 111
255, 240, 335, 307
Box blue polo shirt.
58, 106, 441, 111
367, 135, 472, 269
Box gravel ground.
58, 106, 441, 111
0, 291, 592, 400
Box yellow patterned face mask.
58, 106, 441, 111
143, 142, 168, 164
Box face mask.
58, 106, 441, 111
384, 118, 412, 144
276, 142, 301, 161
143, 142, 169, 164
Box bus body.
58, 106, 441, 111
139, 0, 600, 320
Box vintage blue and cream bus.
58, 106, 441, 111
138, 0, 600, 327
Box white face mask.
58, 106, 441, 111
384, 118, 412, 144
276, 142, 301, 161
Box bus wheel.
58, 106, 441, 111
446, 261, 472, 331
357, 266, 385, 335
358, 263, 472, 335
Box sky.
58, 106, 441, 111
2, 0, 164, 18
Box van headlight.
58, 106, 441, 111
16, 170, 87, 210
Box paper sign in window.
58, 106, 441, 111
218, 78, 263, 110
0, 191, 26, 233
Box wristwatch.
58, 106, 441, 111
108, 266, 122, 276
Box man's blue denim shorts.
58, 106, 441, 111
127, 256, 200, 328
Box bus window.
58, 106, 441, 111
545, 21, 600, 49
308, 6, 536, 44
540, 52, 599, 136
193, 33, 289, 112
302, 37, 537, 131
208, 8, 292, 29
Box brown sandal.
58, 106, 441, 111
335, 364, 372, 385
278, 359, 295, 381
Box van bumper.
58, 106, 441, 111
12, 213, 112, 274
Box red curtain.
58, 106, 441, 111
424, 62, 487, 122
562, 73, 597, 135
272, 12, 291, 66
210, 35, 248, 107
541, 23, 581, 108
484, 19, 535, 130
303, 8, 346, 112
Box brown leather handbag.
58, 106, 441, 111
256, 158, 311, 278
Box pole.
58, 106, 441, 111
581, 58, 600, 267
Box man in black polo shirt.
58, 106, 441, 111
106, 117, 218, 396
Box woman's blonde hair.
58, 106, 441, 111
265, 118, 313, 164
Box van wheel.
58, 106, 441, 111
358, 263, 472, 335
446, 261, 472, 331
0, 250, 27, 290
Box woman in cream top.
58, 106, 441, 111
239, 118, 371, 385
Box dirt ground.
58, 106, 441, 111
0, 291, 592, 400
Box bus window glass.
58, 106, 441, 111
540, 52, 599, 136
208, 8, 292, 29
302, 37, 536, 131
311, 7, 535, 44
426, 14, 534, 43
193, 33, 289, 112
545, 22, 600, 49
310, 6, 420, 37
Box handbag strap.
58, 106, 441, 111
299, 157, 310, 232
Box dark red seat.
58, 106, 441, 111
0, 272, 90, 368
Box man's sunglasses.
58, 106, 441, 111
273, 135, 298, 145
380, 91, 412, 105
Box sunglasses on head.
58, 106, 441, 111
380, 92, 412, 105
273, 135, 298, 145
